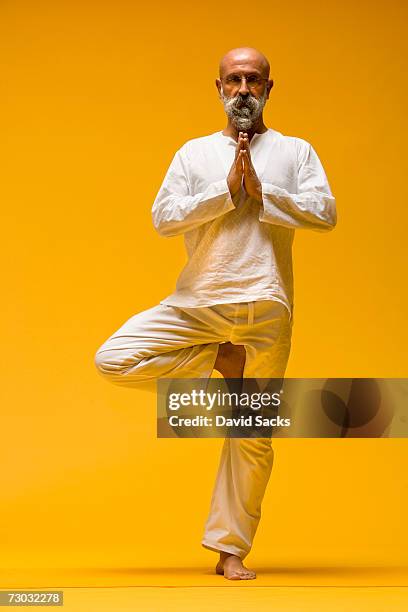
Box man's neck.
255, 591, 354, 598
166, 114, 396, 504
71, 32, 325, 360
222, 117, 268, 142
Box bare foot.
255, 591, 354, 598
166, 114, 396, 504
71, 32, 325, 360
214, 342, 246, 378
215, 552, 256, 580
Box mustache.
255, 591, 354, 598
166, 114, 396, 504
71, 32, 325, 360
226, 93, 258, 110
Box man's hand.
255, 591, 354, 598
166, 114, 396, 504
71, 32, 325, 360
227, 132, 263, 203
227, 132, 246, 200
240, 133, 263, 202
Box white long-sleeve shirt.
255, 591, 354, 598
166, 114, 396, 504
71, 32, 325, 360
152, 128, 337, 319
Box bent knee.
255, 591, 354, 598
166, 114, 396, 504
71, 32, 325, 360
93, 344, 158, 390
94, 347, 134, 378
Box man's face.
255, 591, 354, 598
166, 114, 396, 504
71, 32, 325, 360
217, 55, 272, 130
220, 85, 268, 131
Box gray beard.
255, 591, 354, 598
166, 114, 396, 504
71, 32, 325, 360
220, 88, 268, 130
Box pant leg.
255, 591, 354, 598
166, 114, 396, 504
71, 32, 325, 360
202, 300, 293, 559
94, 303, 233, 392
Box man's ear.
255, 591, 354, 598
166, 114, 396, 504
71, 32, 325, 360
266, 79, 274, 100
215, 78, 222, 97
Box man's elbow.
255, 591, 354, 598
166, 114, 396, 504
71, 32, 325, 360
151, 215, 179, 238
151, 209, 170, 237
320, 213, 337, 232
316, 198, 337, 232
153, 222, 176, 238
326, 201, 337, 230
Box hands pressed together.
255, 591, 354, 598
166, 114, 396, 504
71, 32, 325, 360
227, 132, 263, 204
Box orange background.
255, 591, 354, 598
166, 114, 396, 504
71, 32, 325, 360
1, 0, 407, 570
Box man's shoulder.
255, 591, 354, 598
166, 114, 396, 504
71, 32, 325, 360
273, 129, 311, 150
274, 131, 314, 166
177, 132, 219, 154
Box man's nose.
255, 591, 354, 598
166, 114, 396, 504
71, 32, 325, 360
238, 77, 250, 95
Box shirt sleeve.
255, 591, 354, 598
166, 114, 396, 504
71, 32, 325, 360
152, 144, 236, 237
259, 139, 337, 232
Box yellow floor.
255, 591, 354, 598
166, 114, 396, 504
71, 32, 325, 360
1, 567, 408, 610
55, 586, 408, 611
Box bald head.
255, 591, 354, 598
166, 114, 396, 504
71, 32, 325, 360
219, 47, 270, 79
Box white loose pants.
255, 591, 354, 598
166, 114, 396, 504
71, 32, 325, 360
94, 299, 293, 559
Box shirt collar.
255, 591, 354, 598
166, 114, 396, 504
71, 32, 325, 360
216, 129, 271, 146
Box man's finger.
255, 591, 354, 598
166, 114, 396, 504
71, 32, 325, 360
242, 150, 250, 173
235, 132, 244, 159
238, 133, 246, 151
241, 133, 250, 152
243, 137, 251, 158
237, 150, 245, 172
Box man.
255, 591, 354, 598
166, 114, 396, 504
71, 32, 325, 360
94, 46, 337, 580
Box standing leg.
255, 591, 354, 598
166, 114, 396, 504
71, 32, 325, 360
202, 300, 293, 579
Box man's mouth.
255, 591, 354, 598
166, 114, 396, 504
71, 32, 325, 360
234, 97, 251, 108
233, 103, 252, 114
